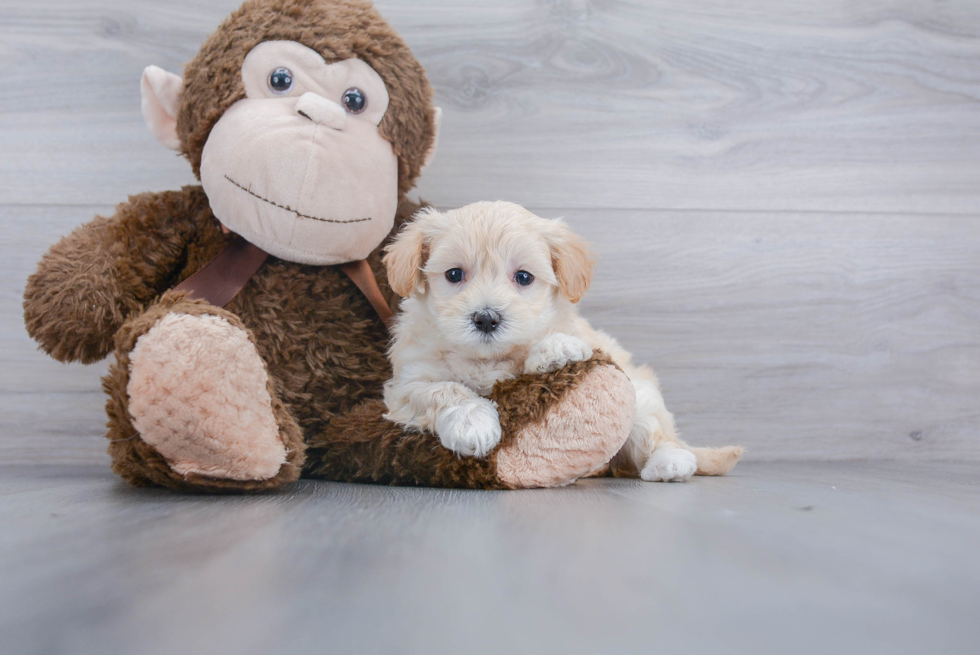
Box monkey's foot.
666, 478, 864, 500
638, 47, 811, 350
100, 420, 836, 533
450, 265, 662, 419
127, 311, 287, 481
493, 355, 636, 488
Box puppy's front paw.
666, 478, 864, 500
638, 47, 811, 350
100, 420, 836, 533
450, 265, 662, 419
435, 398, 502, 457
640, 447, 698, 482
524, 333, 594, 374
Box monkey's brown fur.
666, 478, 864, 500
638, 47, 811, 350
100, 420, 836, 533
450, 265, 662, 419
23, 0, 632, 492
305, 354, 617, 489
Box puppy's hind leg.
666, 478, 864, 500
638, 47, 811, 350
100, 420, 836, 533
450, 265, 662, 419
614, 373, 698, 482
641, 442, 699, 482
618, 371, 744, 479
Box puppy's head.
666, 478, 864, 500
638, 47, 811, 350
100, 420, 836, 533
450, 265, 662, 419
383, 201, 595, 355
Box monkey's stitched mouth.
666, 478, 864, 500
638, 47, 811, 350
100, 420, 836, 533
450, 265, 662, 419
224, 175, 372, 224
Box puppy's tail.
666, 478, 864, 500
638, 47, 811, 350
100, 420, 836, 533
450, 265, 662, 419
691, 446, 744, 476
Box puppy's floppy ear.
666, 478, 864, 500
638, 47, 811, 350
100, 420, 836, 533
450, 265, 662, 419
542, 219, 596, 304
383, 208, 439, 297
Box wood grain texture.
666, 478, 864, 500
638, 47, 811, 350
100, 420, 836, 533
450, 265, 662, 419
1, 461, 979, 655
1, 0, 979, 211
0, 205, 111, 465
4, 205, 978, 463
564, 208, 980, 461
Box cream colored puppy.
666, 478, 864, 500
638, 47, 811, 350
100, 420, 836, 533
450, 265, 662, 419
382, 201, 741, 482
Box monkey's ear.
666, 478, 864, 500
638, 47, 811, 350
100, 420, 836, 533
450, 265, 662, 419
542, 219, 596, 304
141, 65, 183, 150
421, 107, 442, 171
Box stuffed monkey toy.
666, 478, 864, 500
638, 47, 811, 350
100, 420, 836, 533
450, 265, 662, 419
22, 0, 637, 492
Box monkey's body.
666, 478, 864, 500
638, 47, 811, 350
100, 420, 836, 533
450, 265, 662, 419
21, 0, 644, 493
93, 186, 398, 490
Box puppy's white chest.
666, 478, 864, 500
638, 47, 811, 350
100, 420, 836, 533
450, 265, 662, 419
444, 354, 520, 396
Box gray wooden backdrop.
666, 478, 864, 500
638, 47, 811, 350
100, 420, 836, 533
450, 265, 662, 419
2, 0, 978, 465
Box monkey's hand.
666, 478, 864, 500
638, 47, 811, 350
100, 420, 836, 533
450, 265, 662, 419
23, 187, 207, 364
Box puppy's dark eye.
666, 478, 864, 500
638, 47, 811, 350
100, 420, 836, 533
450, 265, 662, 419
445, 268, 464, 283
342, 88, 367, 114
514, 270, 534, 286
269, 68, 293, 93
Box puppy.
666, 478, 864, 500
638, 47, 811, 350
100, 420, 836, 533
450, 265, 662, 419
381, 201, 742, 482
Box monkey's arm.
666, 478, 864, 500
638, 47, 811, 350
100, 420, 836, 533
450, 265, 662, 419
304, 354, 635, 489
23, 186, 211, 364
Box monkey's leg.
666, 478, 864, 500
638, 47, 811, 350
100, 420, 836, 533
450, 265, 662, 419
303, 353, 635, 489
104, 291, 305, 492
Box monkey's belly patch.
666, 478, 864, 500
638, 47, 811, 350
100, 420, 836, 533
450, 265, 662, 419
223, 175, 371, 224
127, 312, 286, 481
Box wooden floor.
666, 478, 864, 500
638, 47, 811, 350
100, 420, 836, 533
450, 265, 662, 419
2, 461, 979, 655
2, 1, 979, 653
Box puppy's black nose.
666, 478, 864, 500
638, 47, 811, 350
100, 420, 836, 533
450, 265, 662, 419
472, 309, 501, 334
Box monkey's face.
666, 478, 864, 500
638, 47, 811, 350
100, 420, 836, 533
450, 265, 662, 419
198, 41, 398, 265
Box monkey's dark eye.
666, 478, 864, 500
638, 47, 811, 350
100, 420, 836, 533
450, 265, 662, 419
514, 270, 534, 287
342, 88, 366, 114
445, 268, 464, 284
269, 67, 293, 93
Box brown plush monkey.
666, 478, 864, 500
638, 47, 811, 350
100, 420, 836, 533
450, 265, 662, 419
22, 0, 637, 492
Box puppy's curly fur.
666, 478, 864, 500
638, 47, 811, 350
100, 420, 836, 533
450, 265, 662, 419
383, 201, 744, 480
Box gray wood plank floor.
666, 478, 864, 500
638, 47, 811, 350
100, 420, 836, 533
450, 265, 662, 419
2, 461, 978, 655
2, 2, 979, 653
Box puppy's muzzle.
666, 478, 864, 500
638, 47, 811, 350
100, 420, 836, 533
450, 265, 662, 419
472, 309, 501, 334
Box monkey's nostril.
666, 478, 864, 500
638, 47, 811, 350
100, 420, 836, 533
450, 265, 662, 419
472, 309, 501, 334
297, 109, 312, 121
